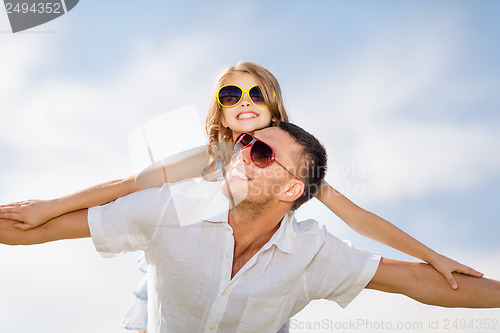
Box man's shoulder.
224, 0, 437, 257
292, 218, 323, 233
291, 217, 350, 249
291, 218, 328, 243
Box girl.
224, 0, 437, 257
0, 61, 482, 332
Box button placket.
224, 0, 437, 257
204, 284, 236, 333
204, 223, 236, 333
220, 223, 234, 290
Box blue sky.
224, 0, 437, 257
1, 1, 499, 332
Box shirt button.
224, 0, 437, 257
225, 253, 230, 259
209, 325, 215, 330
222, 291, 227, 296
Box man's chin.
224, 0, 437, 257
220, 179, 249, 207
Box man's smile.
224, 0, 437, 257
229, 165, 251, 181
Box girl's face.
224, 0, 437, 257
220, 73, 274, 141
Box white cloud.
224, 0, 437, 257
289, 11, 500, 204
0, 31, 221, 201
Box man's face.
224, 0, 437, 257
222, 127, 302, 209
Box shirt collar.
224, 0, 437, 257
267, 211, 295, 254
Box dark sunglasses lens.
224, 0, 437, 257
219, 86, 242, 106
251, 140, 273, 167
234, 133, 253, 152
249, 86, 266, 106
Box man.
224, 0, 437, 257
1, 122, 499, 332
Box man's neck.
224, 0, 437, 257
229, 208, 280, 250
227, 203, 288, 278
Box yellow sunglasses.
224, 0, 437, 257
216, 85, 270, 107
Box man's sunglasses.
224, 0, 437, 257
233, 132, 301, 181
217, 85, 268, 108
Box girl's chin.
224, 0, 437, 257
234, 120, 270, 132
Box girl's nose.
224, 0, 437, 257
240, 92, 252, 107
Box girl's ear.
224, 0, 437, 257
221, 115, 229, 128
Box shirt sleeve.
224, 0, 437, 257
304, 224, 381, 308
88, 185, 172, 258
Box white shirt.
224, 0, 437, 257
88, 179, 380, 333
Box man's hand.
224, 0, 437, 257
0, 199, 58, 230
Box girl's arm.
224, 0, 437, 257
317, 181, 483, 289
0, 145, 211, 230
134, 145, 211, 188
0, 177, 139, 230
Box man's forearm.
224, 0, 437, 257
415, 264, 500, 308
367, 258, 500, 308
0, 209, 90, 245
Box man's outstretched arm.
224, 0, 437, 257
0, 209, 90, 245
366, 258, 500, 308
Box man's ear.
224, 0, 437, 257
279, 180, 304, 203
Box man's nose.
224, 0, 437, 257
238, 145, 252, 165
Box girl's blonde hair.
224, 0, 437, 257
205, 61, 289, 145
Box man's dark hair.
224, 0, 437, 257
277, 121, 327, 210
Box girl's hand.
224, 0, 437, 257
428, 252, 484, 289
0, 199, 57, 230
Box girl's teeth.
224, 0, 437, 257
238, 113, 257, 120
